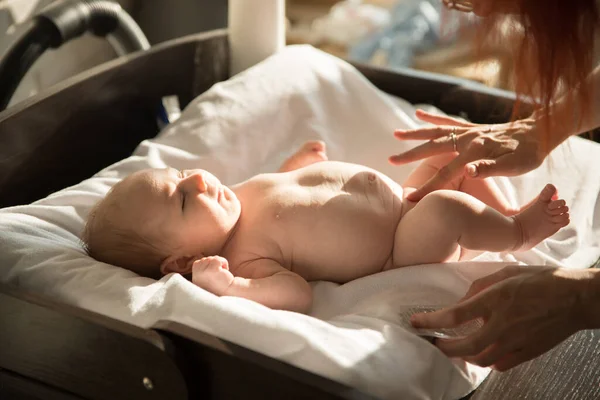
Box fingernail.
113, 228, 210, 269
410, 314, 422, 326
466, 164, 478, 177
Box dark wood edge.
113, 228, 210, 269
0, 282, 166, 350
350, 60, 517, 99
0, 282, 188, 400
0, 367, 86, 400
350, 60, 600, 143
0, 281, 377, 400
0, 29, 229, 207
156, 320, 379, 400
0, 28, 229, 123
349, 60, 532, 124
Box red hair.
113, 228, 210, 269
465, 0, 600, 148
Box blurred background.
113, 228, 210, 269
287, 0, 512, 88
0, 0, 513, 108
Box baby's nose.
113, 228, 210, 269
184, 172, 207, 193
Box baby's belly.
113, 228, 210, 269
277, 170, 404, 282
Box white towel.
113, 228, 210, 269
1, 45, 599, 400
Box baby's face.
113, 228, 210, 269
112, 168, 241, 257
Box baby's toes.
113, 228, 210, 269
548, 204, 568, 216
551, 206, 570, 223
539, 184, 558, 202
303, 140, 326, 153
547, 199, 566, 211
551, 212, 570, 226
548, 199, 566, 209
549, 207, 569, 217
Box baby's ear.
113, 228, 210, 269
160, 255, 198, 276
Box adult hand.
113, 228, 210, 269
389, 110, 547, 201
410, 265, 592, 371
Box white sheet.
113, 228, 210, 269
1, 45, 599, 400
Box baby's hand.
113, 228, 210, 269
191, 256, 234, 295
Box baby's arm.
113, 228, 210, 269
192, 256, 312, 313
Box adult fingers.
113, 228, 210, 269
389, 136, 455, 165
460, 265, 523, 301
414, 109, 477, 128
465, 152, 534, 179
394, 125, 466, 141
466, 315, 556, 368
492, 349, 531, 372
411, 293, 490, 330
465, 324, 527, 367
435, 317, 505, 358
492, 346, 547, 372
492, 324, 573, 371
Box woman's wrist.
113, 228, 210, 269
519, 115, 554, 162
527, 112, 578, 158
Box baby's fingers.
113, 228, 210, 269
204, 256, 229, 270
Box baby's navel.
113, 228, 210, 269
368, 173, 377, 183
275, 213, 281, 219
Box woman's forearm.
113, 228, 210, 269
534, 65, 600, 152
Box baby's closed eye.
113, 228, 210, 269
177, 170, 187, 212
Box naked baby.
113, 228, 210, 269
83, 141, 570, 313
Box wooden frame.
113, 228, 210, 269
0, 283, 376, 400
1, 29, 599, 400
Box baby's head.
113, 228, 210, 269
82, 168, 241, 279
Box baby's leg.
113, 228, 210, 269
392, 190, 516, 267
278, 140, 328, 172
458, 177, 517, 215
392, 185, 569, 268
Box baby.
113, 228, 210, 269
83, 141, 570, 313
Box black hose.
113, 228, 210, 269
82, 0, 150, 55
38, 0, 149, 55
0, 0, 149, 111
0, 19, 55, 110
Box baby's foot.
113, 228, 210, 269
279, 140, 328, 172
512, 184, 570, 251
